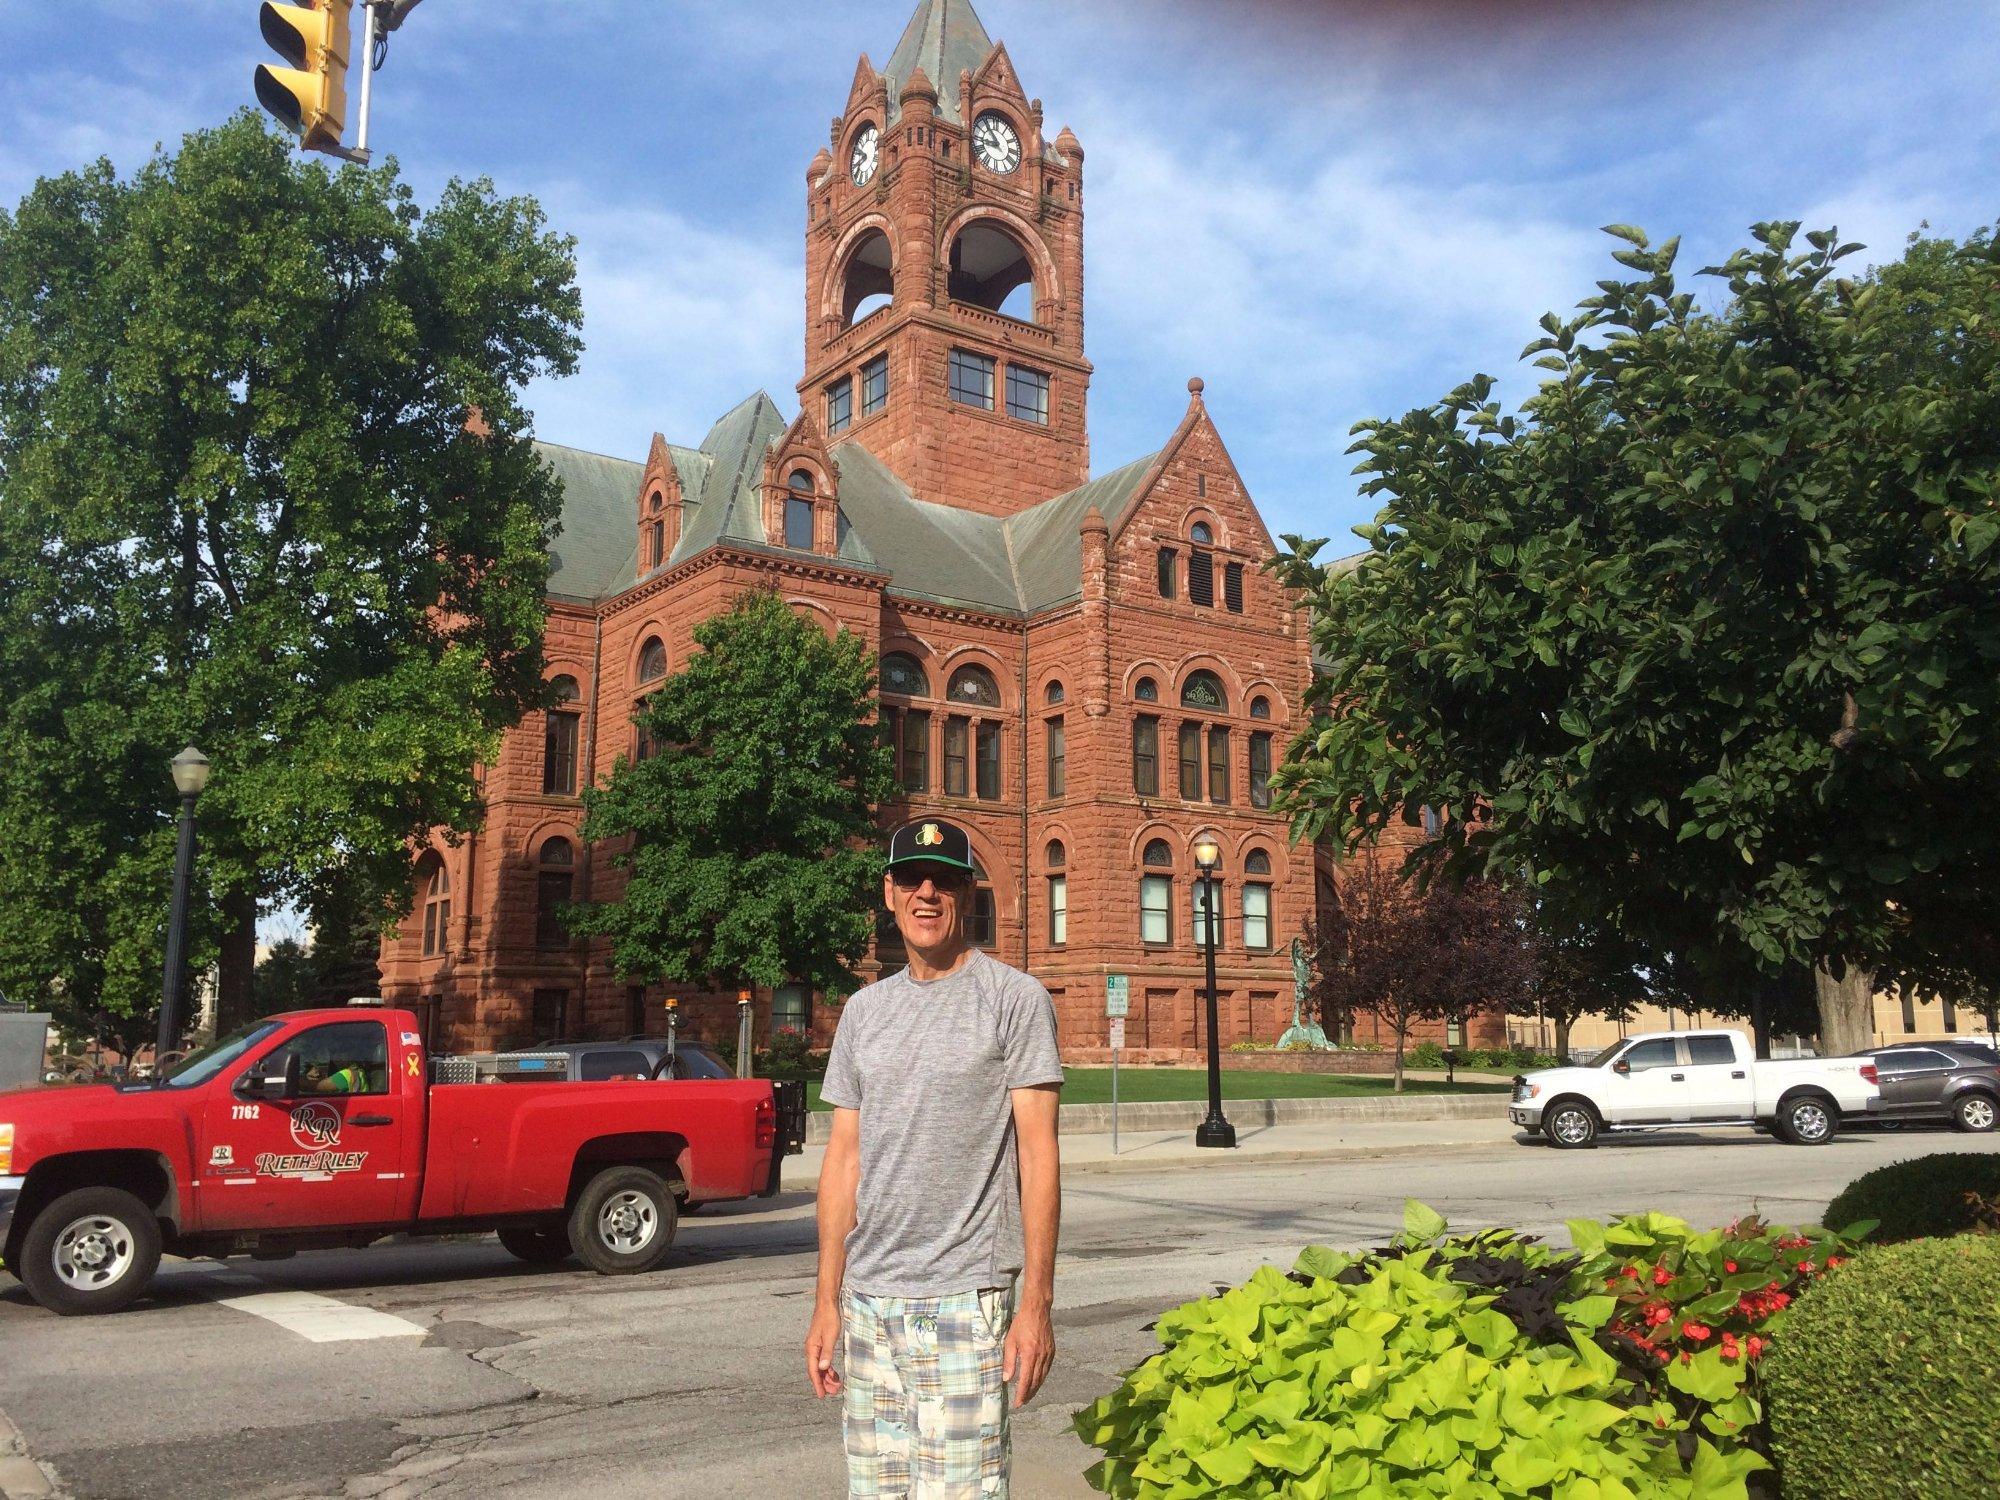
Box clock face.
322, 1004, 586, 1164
849, 124, 879, 187
971, 112, 1021, 174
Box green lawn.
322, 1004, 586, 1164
804, 1067, 1509, 1112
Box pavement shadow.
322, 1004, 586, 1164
1510, 1130, 1883, 1150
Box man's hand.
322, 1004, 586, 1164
1002, 1298, 1055, 1408
805, 1301, 843, 1398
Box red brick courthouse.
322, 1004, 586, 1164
378, 0, 1505, 1060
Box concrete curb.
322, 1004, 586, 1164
0, 1407, 54, 1500
803, 1089, 1501, 1145
780, 1130, 1510, 1196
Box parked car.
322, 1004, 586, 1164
1856, 1043, 1999, 1133
489, 1037, 736, 1083
1508, 1030, 1880, 1148
0, 1005, 788, 1315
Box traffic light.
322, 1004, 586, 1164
254, 0, 353, 153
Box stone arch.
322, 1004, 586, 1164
1172, 655, 1247, 710
940, 205, 1061, 322
1231, 830, 1287, 880
823, 215, 899, 325
1242, 679, 1289, 725
1181, 506, 1228, 550
1128, 821, 1182, 868
522, 817, 581, 862
786, 597, 840, 635
629, 627, 670, 687
1121, 659, 1170, 699
936, 643, 1015, 704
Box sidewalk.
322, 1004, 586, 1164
784, 1112, 1519, 1193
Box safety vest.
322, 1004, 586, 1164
325, 1065, 367, 1093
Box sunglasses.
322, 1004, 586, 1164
889, 866, 969, 891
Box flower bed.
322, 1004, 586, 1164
1074, 1202, 1865, 1498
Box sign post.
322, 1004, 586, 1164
1106, 975, 1129, 1154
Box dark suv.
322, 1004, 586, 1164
1859, 1042, 2000, 1133
498, 1036, 735, 1082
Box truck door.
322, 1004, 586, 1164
1678, 1034, 1755, 1120
201, 1018, 409, 1232
1606, 1037, 1685, 1121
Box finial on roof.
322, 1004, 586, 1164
1081, 502, 1108, 537
1187, 377, 1206, 403
900, 64, 939, 111
1054, 125, 1082, 161
808, 146, 832, 181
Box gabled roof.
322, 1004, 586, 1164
1003, 450, 1159, 611
883, 0, 995, 124
537, 441, 658, 603
670, 390, 788, 567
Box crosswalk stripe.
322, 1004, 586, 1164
217, 1290, 427, 1343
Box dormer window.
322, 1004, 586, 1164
786, 470, 816, 551
643, 492, 666, 571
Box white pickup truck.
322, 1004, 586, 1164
1508, 1030, 1879, 1148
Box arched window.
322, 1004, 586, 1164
1131, 714, 1159, 796
1244, 849, 1272, 875
1140, 843, 1172, 945
543, 674, 581, 796
536, 838, 575, 950
1250, 728, 1274, 808
1044, 680, 1065, 705
785, 471, 816, 551
1044, 841, 1067, 947
420, 860, 450, 957
1242, 849, 1273, 951
1046, 839, 1067, 867
1181, 671, 1226, 710
644, 494, 666, 571
948, 221, 1036, 322
880, 652, 929, 697
1134, 677, 1159, 702
1189, 522, 1215, 606
878, 652, 931, 793
1249, 696, 1272, 720
637, 637, 668, 684
1190, 521, 1214, 545
840, 227, 894, 324
947, 664, 1001, 707
1045, 709, 1065, 797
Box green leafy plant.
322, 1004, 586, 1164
1820, 1153, 2000, 1243
1765, 1235, 2000, 1499
1075, 1202, 1776, 1498
1408, 1040, 1445, 1068
762, 1025, 818, 1072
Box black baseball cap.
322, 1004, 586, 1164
884, 817, 977, 875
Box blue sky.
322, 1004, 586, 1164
3, 0, 1997, 555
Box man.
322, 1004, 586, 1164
806, 817, 1063, 1498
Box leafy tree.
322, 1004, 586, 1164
1516, 911, 1642, 1063
252, 937, 318, 1014
1311, 855, 1536, 1090
570, 590, 896, 1000
1275, 223, 2000, 1056
0, 113, 581, 1037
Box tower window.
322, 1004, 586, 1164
645, 519, 665, 570
948, 348, 996, 410
825, 376, 853, 435
1157, 547, 1177, 600
1045, 714, 1065, 797
1224, 561, 1245, 613
861, 354, 889, 416
1179, 722, 1202, 800
1132, 716, 1159, 797
948, 222, 1037, 322
1250, 731, 1273, 808
1006, 365, 1050, 424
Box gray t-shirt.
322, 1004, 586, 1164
820, 948, 1064, 1298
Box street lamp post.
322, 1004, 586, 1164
154, 746, 212, 1073
1192, 838, 1236, 1149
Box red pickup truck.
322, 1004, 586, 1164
0, 1005, 800, 1315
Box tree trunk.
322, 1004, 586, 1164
1812, 961, 1874, 1057
1391, 1026, 1407, 1093
214, 887, 260, 1035
1554, 1017, 1572, 1065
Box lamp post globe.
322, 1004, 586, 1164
154, 746, 211, 1074
1192, 837, 1235, 1148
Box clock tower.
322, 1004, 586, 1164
799, 0, 1091, 517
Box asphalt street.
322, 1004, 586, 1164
4, 1126, 1993, 1500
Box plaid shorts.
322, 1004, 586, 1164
842, 1283, 1013, 1498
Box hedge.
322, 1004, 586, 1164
1764, 1235, 2000, 1499
1819, 1153, 2000, 1243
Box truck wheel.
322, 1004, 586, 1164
1952, 1092, 1998, 1133
497, 1226, 574, 1265
1545, 1100, 1599, 1150
1780, 1095, 1838, 1146
568, 1167, 678, 1275
19, 1186, 162, 1316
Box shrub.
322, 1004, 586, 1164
1407, 1039, 1444, 1068
1820, 1153, 2000, 1243
1073, 1202, 1817, 1499
1765, 1235, 2000, 1499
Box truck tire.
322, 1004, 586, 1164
1778, 1094, 1838, 1146
1544, 1099, 1599, 1150
497, 1226, 574, 1265
1952, 1092, 1998, 1133
18, 1186, 162, 1316
568, 1166, 678, 1275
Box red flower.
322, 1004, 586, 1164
1680, 1351, 1692, 1365
1682, 1322, 1711, 1342
1653, 1266, 1673, 1286
1827, 1255, 1846, 1269
1798, 1260, 1818, 1276
1746, 1336, 1765, 1360
1771, 1292, 1791, 1310
1723, 1260, 1738, 1274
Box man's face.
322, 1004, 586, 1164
885, 862, 972, 950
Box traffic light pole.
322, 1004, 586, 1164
350, 1, 377, 159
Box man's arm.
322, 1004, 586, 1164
805, 1106, 860, 1398
1004, 1082, 1061, 1408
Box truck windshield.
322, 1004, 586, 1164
157, 1021, 285, 1088
1586, 1043, 1627, 1069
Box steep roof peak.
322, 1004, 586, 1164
884, 0, 995, 125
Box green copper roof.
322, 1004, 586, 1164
883, 0, 995, 124
537, 441, 654, 602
